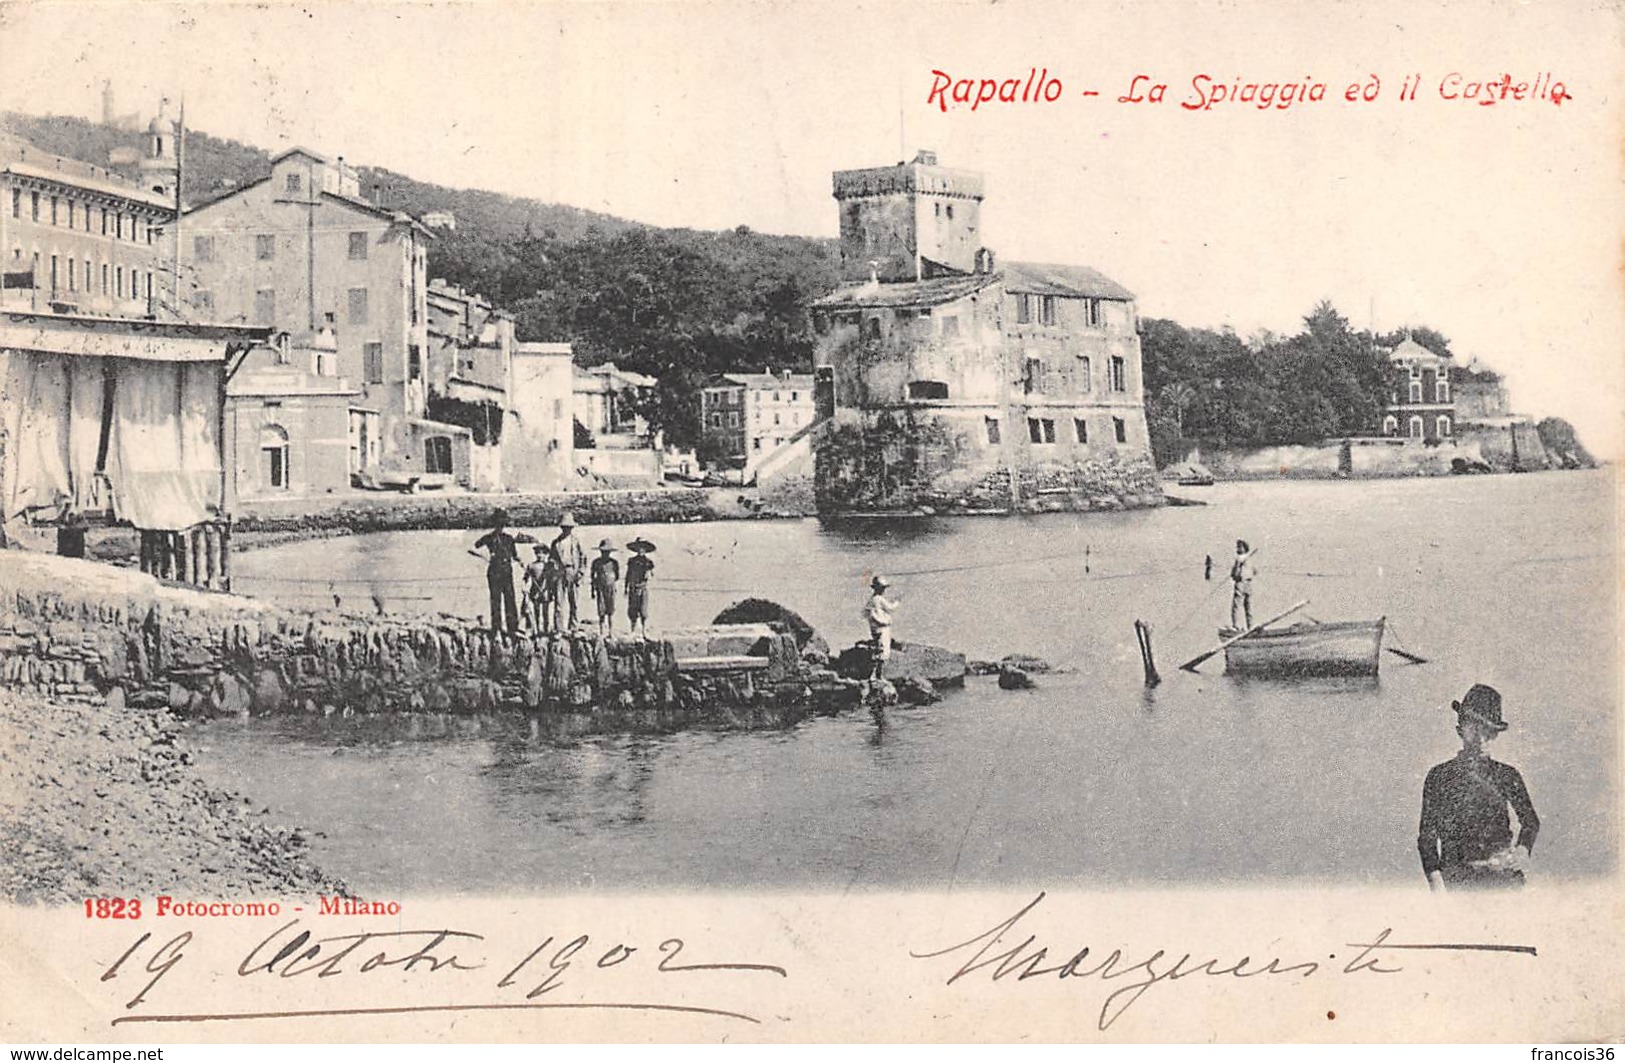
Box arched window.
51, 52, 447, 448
1437, 415, 1451, 439
1382, 415, 1398, 437
260, 425, 290, 490
1409, 416, 1424, 439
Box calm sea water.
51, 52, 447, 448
197, 471, 1619, 893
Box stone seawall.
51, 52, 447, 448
0, 552, 807, 726
1197, 433, 1556, 481
234, 487, 742, 537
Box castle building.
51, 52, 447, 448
810, 151, 1159, 514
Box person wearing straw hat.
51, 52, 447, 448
590, 539, 621, 636
625, 537, 656, 638
861, 576, 900, 681
550, 512, 586, 629
1417, 683, 1540, 892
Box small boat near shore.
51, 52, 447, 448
1218, 618, 1386, 677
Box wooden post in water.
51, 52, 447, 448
189, 526, 204, 587
1134, 620, 1161, 687
219, 522, 232, 593
203, 523, 218, 589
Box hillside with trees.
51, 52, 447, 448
6, 112, 1589, 460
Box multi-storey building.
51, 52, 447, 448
700, 370, 817, 471
0, 129, 175, 319
573, 362, 661, 485
811, 151, 1159, 514
425, 278, 515, 490
1380, 335, 1455, 443
506, 341, 576, 491
181, 148, 465, 484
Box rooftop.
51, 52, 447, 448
1003, 261, 1136, 301
713, 372, 816, 390
1388, 336, 1451, 362
812, 272, 997, 310
0, 132, 175, 210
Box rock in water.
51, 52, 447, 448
894, 676, 941, 705
712, 598, 827, 660
999, 653, 1053, 674
998, 665, 1035, 690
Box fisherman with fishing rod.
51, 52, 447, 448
468, 508, 536, 636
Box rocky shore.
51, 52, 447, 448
0, 685, 342, 904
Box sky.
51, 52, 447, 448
2, 0, 1621, 455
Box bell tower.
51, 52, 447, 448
139, 100, 179, 201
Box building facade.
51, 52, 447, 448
811, 152, 1159, 514
700, 370, 816, 470
426, 279, 515, 490
505, 341, 576, 491
1381, 336, 1455, 443
180, 148, 464, 485
226, 327, 360, 500
0, 132, 175, 320
573, 362, 661, 485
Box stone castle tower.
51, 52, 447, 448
831, 150, 988, 284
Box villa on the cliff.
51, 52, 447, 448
809, 151, 1159, 514
1381, 335, 1456, 443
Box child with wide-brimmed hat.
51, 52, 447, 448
590, 539, 621, 636
625, 537, 656, 638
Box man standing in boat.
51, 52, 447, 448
1417, 683, 1540, 891
1229, 539, 1257, 629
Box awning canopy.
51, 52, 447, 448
0, 311, 271, 364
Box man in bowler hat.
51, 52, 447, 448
1417, 683, 1540, 891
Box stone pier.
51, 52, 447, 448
0, 552, 839, 727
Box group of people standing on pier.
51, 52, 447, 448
470, 510, 655, 639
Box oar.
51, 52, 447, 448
1383, 619, 1430, 664
1178, 600, 1310, 673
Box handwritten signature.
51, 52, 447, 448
100, 920, 788, 1027
910, 892, 1536, 1031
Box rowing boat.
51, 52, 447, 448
1217, 618, 1385, 677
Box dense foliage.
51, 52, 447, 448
430, 224, 838, 448
1141, 302, 1445, 465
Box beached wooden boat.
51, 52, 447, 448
1217, 618, 1385, 677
